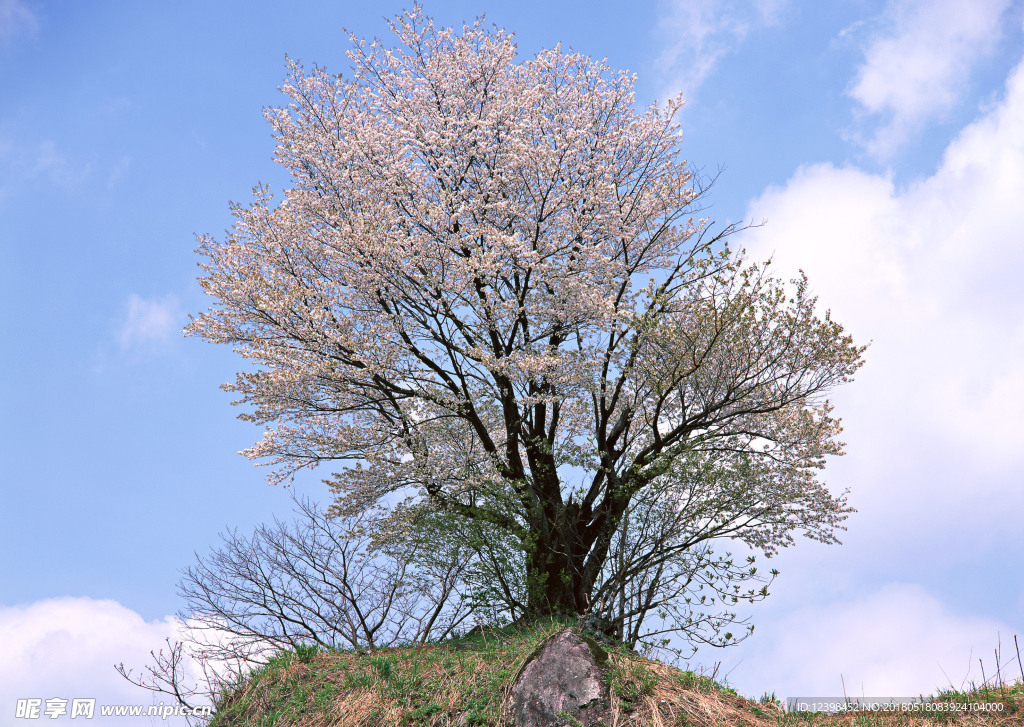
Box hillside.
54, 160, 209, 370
207, 619, 1024, 727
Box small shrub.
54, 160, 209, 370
672, 669, 718, 692
610, 657, 660, 703
370, 655, 393, 681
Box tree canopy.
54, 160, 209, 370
187, 7, 865, 649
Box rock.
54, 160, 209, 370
504, 628, 612, 727
579, 614, 620, 647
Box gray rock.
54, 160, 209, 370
504, 628, 612, 727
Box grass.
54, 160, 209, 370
767, 680, 1024, 727
206, 624, 1024, 727
210, 617, 574, 727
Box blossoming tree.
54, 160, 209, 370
187, 8, 865, 646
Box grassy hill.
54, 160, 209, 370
207, 618, 1024, 727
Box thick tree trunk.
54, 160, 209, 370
521, 482, 634, 631
526, 538, 588, 616
518, 425, 632, 622
524, 503, 595, 618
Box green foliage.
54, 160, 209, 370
369, 655, 393, 682
609, 658, 660, 703
294, 643, 318, 664
671, 669, 719, 692
408, 701, 441, 722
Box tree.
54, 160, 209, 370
177, 496, 475, 653
117, 495, 476, 723
186, 7, 864, 645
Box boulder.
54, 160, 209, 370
504, 628, 612, 727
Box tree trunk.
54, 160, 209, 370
526, 537, 588, 616
524, 502, 593, 618
521, 484, 635, 639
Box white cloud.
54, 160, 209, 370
0, 0, 38, 44
654, 0, 785, 98
0, 598, 193, 725
847, 0, 1012, 157
741, 52, 1024, 483
726, 584, 1014, 699
0, 139, 93, 203
700, 57, 1024, 701
118, 294, 182, 350
32, 140, 94, 190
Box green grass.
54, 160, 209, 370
209, 617, 579, 727
206, 625, 1024, 727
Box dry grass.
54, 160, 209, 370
603, 652, 779, 727
210, 618, 573, 726
604, 656, 1024, 727
207, 625, 1024, 727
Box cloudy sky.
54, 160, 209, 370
1, 0, 1022, 722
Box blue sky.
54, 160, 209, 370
2, 0, 1023, 722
